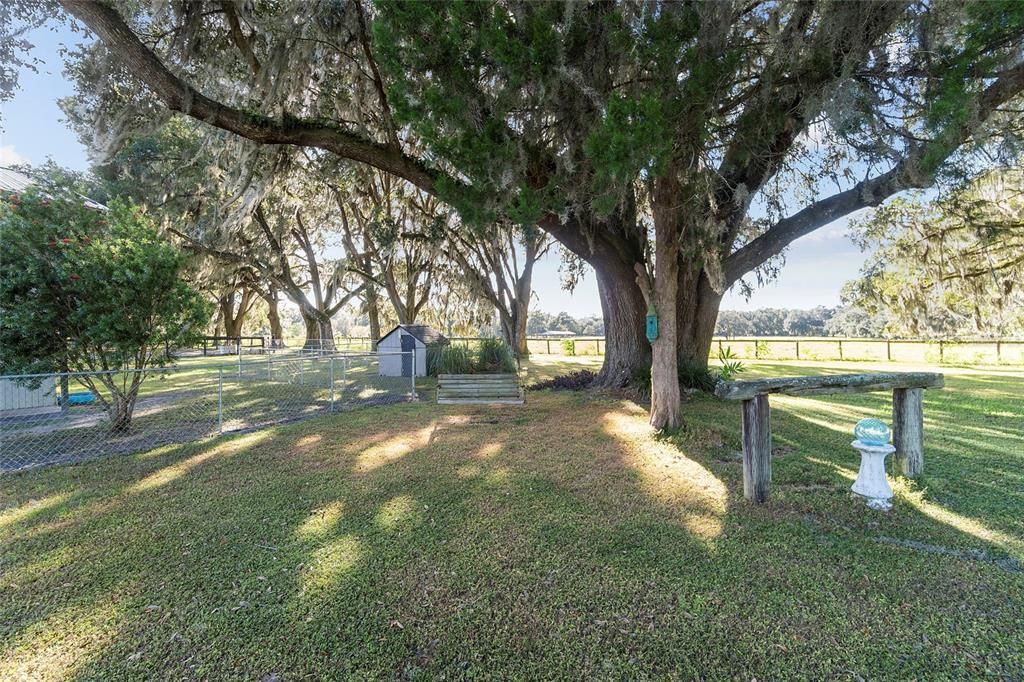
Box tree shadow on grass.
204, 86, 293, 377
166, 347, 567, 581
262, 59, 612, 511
1, 387, 1022, 679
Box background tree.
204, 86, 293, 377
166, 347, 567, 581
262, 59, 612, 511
0, 176, 209, 431
433, 220, 550, 357
824, 305, 889, 338
333, 168, 442, 329
844, 168, 1024, 338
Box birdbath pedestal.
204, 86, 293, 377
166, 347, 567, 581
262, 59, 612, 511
851, 440, 896, 511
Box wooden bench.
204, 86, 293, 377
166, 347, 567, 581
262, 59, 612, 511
714, 372, 944, 503
437, 373, 525, 405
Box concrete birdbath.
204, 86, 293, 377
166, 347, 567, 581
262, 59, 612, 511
851, 418, 896, 511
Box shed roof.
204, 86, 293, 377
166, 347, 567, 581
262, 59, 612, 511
380, 324, 449, 346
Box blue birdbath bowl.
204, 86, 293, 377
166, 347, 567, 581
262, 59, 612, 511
854, 418, 890, 446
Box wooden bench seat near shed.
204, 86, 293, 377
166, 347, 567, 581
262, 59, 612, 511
714, 372, 944, 503
437, 374, 525, 405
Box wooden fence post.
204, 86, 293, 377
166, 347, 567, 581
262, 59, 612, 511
892, 387, 924, 478
795, 340, 800, 360
838, 339, 844, 361
886, 339, 892, 362
742, 394, 772, 503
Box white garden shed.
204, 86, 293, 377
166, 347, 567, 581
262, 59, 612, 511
0, 377, 60, 417
376, 325, 448, 377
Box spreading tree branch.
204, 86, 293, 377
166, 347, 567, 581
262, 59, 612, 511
60, 0, 447, 195
724, 63, 1024, 284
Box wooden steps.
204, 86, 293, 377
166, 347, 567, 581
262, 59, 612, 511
437, 373, 524, 405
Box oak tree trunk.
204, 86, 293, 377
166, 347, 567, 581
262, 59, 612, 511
498, 299, 531, 358
648, 177, 682, 431
366, 289, 382, 350
514, 298, 530, 357
677, 269, 723, 369
223, 312, 245, 338
594, 267, 651, 386
301, 309, 336, 350
266, 296, 284, 347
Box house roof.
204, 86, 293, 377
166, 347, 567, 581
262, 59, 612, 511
380, 324, 449, 345
0, 167, 33, 193
0, 166, 108, 211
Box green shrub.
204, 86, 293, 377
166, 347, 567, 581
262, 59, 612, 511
630, 358, 717, 398
561, 339, 576, 356
678, 357, 717, 392
476, 337, 517, 373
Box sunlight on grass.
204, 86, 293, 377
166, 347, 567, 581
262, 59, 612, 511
0, 596, 124, 682
897, 483, 1024, 559
296, 501, 345, 540
128, 431, 269, 493
376, 495, 420, 530
293, 434, 323, 452
601, 404, 727, 541
779, 397, 879, 435
301, 534, 365, 593
354, 423, 436, 472
474, 441, 503, 460
1, 544, 82, 590
807, 456, 858, 481
456, 463, 482, 479
0, 492, 71, 531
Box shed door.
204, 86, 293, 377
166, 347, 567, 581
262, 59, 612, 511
401, 334, 416, 376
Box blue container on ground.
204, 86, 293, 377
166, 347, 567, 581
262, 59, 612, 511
67, 391, 97, 405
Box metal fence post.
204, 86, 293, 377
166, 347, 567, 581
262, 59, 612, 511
300, 358, 304, 386
410, 351, 416, 400
218, 367, 224, 434
237, 350, 242, 378
267, 354, 272, 381
330, 356, 335, 412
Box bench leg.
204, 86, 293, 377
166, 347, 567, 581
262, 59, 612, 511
892, 387, 924, 478
742, 394, 772, 503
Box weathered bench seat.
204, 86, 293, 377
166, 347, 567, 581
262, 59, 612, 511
714, 372, 944, 503
437, 374, 525, 405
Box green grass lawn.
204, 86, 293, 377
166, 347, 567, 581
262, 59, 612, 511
1, 358, 1021, 679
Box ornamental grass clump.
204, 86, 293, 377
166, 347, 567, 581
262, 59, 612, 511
428, 344, 474, 375
475, 337, 517, 373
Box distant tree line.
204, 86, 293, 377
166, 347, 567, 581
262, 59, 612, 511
526, 310, 605, 336
714, 306, 889, 338
524, 305, 889, 339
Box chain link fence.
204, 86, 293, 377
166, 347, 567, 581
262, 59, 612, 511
0, 352, 416, 474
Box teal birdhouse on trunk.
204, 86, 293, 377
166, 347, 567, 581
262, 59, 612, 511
645, 307, 658, 343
